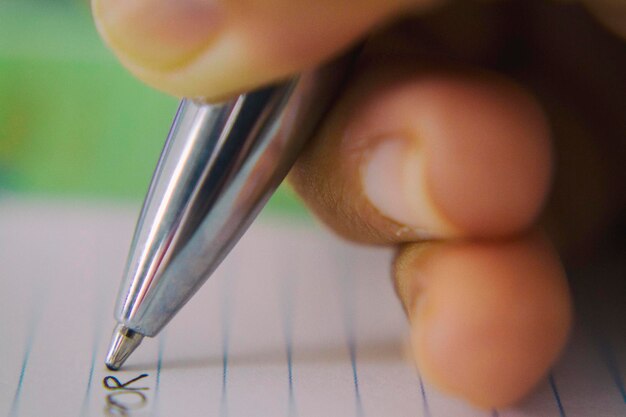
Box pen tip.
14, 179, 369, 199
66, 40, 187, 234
105, 324, 144, 371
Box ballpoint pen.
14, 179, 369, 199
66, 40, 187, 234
104, 53, 355, 370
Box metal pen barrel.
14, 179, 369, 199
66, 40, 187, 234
106, 54, 353, 369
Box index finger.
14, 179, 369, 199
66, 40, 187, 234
91, 0, 438, 99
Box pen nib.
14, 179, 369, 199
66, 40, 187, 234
105, 324, 144, 371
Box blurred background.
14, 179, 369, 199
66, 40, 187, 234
0, 0, 306, 216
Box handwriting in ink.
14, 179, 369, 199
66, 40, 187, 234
103, 374, 149, 417
104, 374, 149, 391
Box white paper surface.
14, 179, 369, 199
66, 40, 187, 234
0, 199, 623, 417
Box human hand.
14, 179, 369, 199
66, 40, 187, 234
92, 0, 626, 408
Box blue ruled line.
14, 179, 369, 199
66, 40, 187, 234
549, 373, 566, 417
282, 277, 297, 417
417, 372, 431, 417
79, 325, 101, 417
156, 336, 165, 391
8, 288, 44, 417
337, 247, 364, 417
597, 336, 626, 403
8, 334, 34, 417
220, 312, 231, 417
219, 274, 233, 417
286, 338, 296, 417
347, 334, 364, 417
152, 334, 166, 417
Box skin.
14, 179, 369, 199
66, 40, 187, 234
92, 0, 626, 408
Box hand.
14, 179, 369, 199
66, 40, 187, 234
92, 0, 626, 408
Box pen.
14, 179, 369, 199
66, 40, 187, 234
105, 53, 355, 370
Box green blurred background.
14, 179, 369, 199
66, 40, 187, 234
0, 0, 306, 216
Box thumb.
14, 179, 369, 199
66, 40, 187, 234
91, 0, 434, 99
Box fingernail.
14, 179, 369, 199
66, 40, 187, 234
362, 138, 454, 237
94, 0, 224, 70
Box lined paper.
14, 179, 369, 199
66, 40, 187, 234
0, 198, 623, 417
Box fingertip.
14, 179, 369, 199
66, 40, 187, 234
92, 0, 226, 72
395, 233, 573, 407
92, 0, 426, 99
420, 73, 553, 237
292, 66, 553, 244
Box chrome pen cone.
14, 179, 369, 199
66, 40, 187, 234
105, 324, 144, 371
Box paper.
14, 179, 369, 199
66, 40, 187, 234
0, 198, 624, 417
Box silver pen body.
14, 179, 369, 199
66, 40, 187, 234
106, 55, 354, 369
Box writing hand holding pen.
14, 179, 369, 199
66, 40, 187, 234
92, 0, 626, 408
